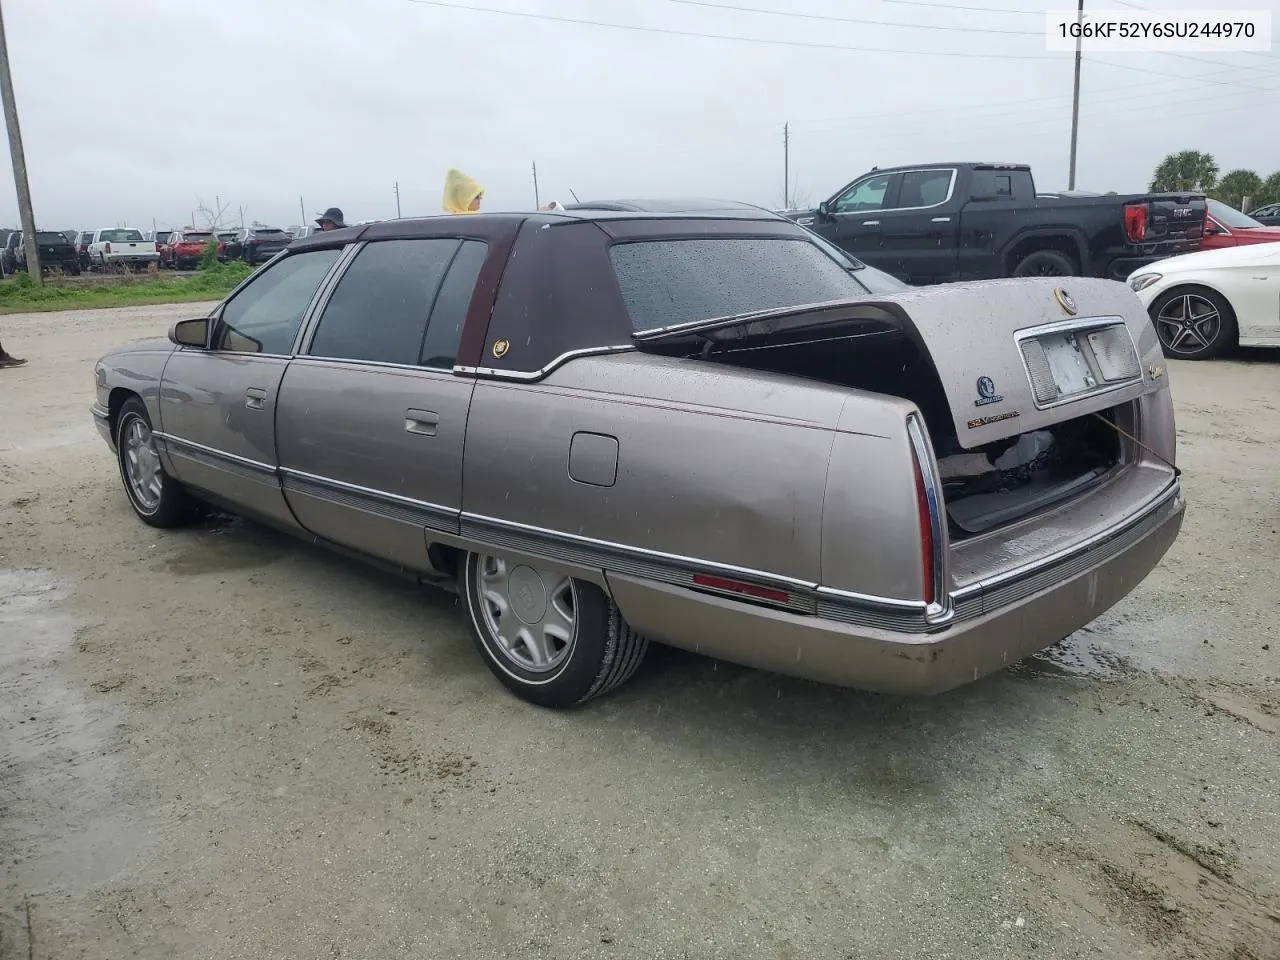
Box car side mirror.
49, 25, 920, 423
1204, 221, 1224, 236
169, 317, 209, 347
817, 200, 832, 218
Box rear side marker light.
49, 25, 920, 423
692, 574, 790, 605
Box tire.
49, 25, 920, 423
1011, 249, 1078, 278
114, 397, 196, 528
1148, 286, 1237, 360
462, 551, 649, 708
67, 262, 81, 277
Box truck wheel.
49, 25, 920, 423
1149, 286, 1237, 360
462, 552, 649, 708
1012, 249, 1077, 277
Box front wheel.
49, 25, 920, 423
462, 552, 649, 708
1149, 286, 1237, 360
115, 397, 196, 527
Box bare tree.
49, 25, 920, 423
193, 195, 234, 231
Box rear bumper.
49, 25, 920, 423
1105, 247, 1200, 281
607, 480, 1184, 695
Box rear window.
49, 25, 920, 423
36, 232, 68, 244
608, 237, 865, 332
98, 229, 145, 243
253, 229, 289, 238
180, 232, 213, 243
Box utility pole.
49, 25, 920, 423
0, 0, 40, 284
1067, 0, 1083, 190
393, 181, 401, 219
783, 122, 790, 210
532, 161, 540, 209
299, 195, 306, 228
238, 205, 244, 230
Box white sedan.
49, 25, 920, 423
1128, 241, 1280, 359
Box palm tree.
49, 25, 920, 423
1213, 169, 1263, 209
1150, 151, 1219, 192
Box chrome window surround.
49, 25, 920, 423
832, 168, 958, 215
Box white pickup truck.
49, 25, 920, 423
88, 228, 160, 271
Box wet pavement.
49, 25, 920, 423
2, 303, 1279, 960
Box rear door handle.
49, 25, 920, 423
931, 217, 951, 223
244, 387, 267, 410
405, 408, 439, 436
862, 220, 880, 226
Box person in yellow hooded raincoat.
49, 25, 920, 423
443, 169, 484, 214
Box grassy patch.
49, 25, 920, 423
0, 260, 255, 314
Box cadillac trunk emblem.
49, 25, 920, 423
1054, 287, 1078, 315
492, 338, 510, 359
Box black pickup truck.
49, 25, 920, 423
789, 162, 1206, 286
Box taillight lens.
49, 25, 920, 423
104, 242, 112, 254
1123, 203, 1148, 243
905, 414, 944, 610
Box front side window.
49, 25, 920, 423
609, 236, 867, 333
214, 248, 341, 354
308, 238, 461, 366
833, 174, 896, 213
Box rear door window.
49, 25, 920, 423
609, 236, 866, 333
420, 240, 487, 368
307, 238, 461, 366
896, 169, 954, 208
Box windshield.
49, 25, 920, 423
99, 229, 145, 243
1207, 199, 1263, 229
609, 236, 871, 333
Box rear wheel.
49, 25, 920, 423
1011, 249, 1078, 277
115, 397, 196, 528
1149, 286, 1237, 360
462, 552, 648, 708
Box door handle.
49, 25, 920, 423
931, 217, 951, 223
862, 220, 880, 226
244, 387, 267, 410
405, 408, 439, 436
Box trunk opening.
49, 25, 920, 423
647, 325, 1126, 542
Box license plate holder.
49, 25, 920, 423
1039, 332, 1096, 397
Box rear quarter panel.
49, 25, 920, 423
460, 352, 861, 585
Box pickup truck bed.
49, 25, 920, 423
791, 162, 1206, 286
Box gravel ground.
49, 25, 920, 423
1, 304, 1278, 960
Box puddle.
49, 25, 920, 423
159, 512, 293, 575
0, 570, 154, 901
1012, 630, 1140, 682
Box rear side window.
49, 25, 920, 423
421, 240, 487, 368
897, 169, 953, 208
307, 238, 460, 366
609, 237, 865, 333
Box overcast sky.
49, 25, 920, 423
2, 0, 1278, 231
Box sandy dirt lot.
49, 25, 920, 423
2, 304, 1279, 960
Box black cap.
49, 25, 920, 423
316, 207, 345, 227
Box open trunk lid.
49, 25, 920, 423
634, 276, 1167, 449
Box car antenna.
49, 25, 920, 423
568, 187, 581, 203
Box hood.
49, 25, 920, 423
442, 168, 484, 214
1147, 239, 1280, 274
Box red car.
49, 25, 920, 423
1201, 198, 1280, 249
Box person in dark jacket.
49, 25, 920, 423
316, 207, 347, 231
0, 332, 26, 368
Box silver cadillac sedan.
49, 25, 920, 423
92, 206, 1185, 708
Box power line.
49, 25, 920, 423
1084, 55, 1280, 90
664, 0, 1041, 36
399, 0, 1050, 58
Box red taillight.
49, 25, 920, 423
104, 242, 112, 254
1123, 203, 1148, 243
691, 574, 790, 605
910, 449, 935, 606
